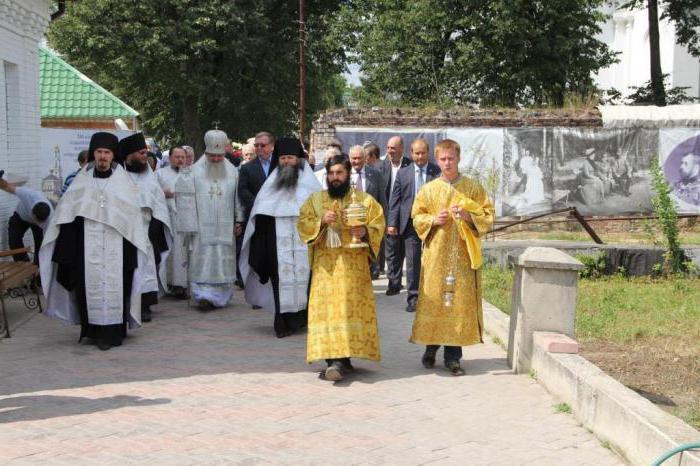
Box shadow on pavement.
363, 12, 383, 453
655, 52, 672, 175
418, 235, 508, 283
0, 395, 170, 423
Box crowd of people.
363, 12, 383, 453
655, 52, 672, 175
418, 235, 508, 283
4, 128, 495, 382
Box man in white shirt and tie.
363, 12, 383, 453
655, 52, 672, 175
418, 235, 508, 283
387, 138, 440, 312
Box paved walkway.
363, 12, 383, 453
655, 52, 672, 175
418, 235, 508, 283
0, 280, 622, 465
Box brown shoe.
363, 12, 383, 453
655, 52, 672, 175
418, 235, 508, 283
324, 361, 344, 381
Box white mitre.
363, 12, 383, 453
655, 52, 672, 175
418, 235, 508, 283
204, 129, 228, 155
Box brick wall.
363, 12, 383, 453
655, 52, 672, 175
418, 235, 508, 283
310, 107, 603, 153
0, 0, 50, 250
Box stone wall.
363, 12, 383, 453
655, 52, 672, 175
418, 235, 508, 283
310, 107, 602, 153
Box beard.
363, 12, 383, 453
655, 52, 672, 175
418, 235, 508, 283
327, 177, 351, 199
205, 159, 227, 180
126, 160, 148, 173
274, 160, 303, 192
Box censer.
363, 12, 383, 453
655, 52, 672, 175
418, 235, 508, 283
442, 208, 460, 307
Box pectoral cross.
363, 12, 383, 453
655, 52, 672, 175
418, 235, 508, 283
212, 120, 221, 130
208, 182, 223, 199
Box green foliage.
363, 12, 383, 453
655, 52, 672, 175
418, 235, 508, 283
47, 0, 346, 147
602, 75, 698, 105
331, 0, 616, 107
574, 252, 607, 279
554, 402, 571, 414
480, 265, 513, 314
649, 159, 685, 274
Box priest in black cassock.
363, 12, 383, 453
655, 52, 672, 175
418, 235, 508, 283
239, 138, 321, 337
40, 132, 151, 350
119, 133, 172, 323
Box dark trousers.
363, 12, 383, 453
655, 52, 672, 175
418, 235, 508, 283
235, 225, 245, 284
427, 345, 463, 363
403, 223, 422, 307
371, 239, 386, 276
8, 212, 42, 264
385, 233, 405, 290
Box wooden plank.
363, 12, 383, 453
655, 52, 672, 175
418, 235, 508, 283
0, 248, 30, 258
570, 208, 605, 244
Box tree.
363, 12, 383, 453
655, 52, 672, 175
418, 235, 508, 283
47, 0, 346, 150
331, 0, 616, 107
621, 0, 700, 107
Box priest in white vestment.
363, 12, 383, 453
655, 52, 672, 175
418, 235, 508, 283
39, 132, 150, 351
155, 146, 189, 298
240, 138, 321, 337
119, 133, 173, 322
189, 129, 244, 308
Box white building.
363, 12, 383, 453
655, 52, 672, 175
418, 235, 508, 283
595, 2, 700, 99
0, 0, 51, 249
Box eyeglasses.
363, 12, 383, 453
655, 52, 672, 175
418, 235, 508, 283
254, 143, 268, 148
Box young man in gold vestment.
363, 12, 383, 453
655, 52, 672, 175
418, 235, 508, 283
297, 155, 385, 382
410, 139, 495, 376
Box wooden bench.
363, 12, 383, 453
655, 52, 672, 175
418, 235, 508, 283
0, 248, 43, 338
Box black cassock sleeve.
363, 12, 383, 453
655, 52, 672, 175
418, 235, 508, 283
148, 217, 169, 266
53, 217, 84, 292
248, 214, 278, 285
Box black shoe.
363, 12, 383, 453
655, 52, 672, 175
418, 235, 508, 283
198, 300, 215, 310
371, 272, 380, 280
142, 309, 152, 323
422, 348, 437, 368
276, 330, 293, 338
405, 304, 416, 313
97, 339, 112, 351
386, 287, 401, 296
252, 304, 262, 310
324, 361, 344, 381
446, 360, 465, 376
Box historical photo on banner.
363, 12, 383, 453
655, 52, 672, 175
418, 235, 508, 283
502, 128, 555, 216
659, 128, 700, 213
549, 128, 656, 216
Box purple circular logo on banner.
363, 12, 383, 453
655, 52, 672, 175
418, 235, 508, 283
664, 135, 700, 206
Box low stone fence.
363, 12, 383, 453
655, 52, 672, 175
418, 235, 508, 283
485, 246, 700, 465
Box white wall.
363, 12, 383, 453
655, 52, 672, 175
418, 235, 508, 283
595, 2, 700, 99
0, 0, 50, 249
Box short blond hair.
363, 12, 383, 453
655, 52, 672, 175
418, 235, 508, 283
435, 139, 460, 158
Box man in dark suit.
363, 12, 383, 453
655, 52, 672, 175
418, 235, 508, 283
236, 131, 275, 290
379, 135, 411, 295
387, 138, 440, 312
349, 145, 386, 279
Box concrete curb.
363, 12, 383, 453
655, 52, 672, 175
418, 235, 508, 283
482, 301, 700, 466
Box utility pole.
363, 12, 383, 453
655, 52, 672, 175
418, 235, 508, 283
299, 0, 306, 139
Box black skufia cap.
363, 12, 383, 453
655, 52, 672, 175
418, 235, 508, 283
88, 132, 119, 162
118, 132, 147, 163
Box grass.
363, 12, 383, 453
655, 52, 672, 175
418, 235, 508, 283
492, 229, 700, 245
481, 265, 700, 430
554, 402, 571, 414
482, 266, 700, 343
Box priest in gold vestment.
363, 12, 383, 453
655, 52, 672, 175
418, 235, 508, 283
297, 155, 385, 382
410, 139, 494, 376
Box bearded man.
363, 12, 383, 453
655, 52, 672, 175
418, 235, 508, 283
40, 132, 150, 350
239, 138, 321, 337
189, 129, 243, 308
119, 133, 172, 322
156, 146, 189, 298
298, 155, 385, 382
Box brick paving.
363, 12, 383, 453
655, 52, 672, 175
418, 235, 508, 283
0, 280, 623, 465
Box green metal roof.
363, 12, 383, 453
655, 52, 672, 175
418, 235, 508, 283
39, 46, 139, 119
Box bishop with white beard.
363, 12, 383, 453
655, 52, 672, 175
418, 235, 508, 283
39, 132, 151, 350
155, 146, 189, 298
239, 138, 321, 337
118, 132, 173, 323
190, 129, 244, 308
